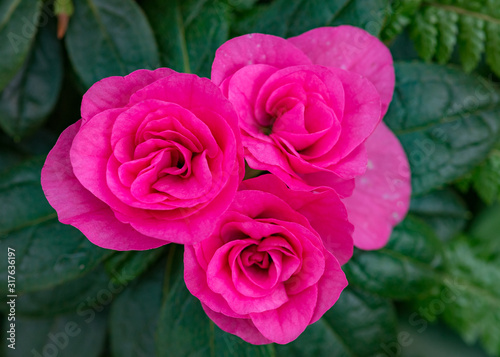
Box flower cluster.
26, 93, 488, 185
41, 26, 411, 344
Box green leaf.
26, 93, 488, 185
439, 240, 500, 355
0, 157, 112, 294
276, 287, 397, 357
469, 202, 500, 262
343, 215, 442, 299
0, 0, 42, 91
410, 188, 469, 241
65, 0, 159, 89
0, 128, 56, 172
4, 307, 107, 357
435, 8, 459, 64
104, 247, 166, 286
142, 0, 230, 77
385, 62, 500, 196
110, 257, 166, 357
485, 22, 500, 77
233, 0, 389, 38
156, 246, 273, 357
409, 7, 438, 61
458, 14, 484, 72
470, 146, 500, 205
392, 1, 500, 76
11, 266, 112, 317
0, 15, 63, 140
381, 0, 422, 41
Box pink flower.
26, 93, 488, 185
184, 174, 352, 344
211, 26, 411, 249
41, 69, 243, 250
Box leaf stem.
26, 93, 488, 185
425, 2, 500, 25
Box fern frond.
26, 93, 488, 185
435, 8, 459, 63
381, 0, 422, 41
458, 14, 485, 72
382, 0, 500, 75
485, 22, 500, 77
410, 7, 438, 61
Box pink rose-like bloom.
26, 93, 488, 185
41, 69, 243, 250
211, 26, 411, 249
184, 174, 352, 344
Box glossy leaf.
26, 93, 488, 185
142, 0, 230, 77
343, 215, 442, 299
385, 62, 500, 196
65, 0, 159, 89
104, 247, 166, 286
0, 16, 63, 139
0, 0, 42, 91
276, 287, 398, 357
233, 0, 389, 37
439, 240, 500, 355
4, 308, 107, 357
12, 266, 113, 317
156, 246, 273, 357
410, 188, 469, 241
110, 257, 166, 357
0, 157, 112, 294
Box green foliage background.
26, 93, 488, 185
1, 0, 500, 356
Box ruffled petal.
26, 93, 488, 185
41, 121, 168, 250
288, 26, 395, 115
344, 122, 411, 249
211, 33, 312, 86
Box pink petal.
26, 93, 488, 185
125, 166, 241, 244
288, 26, 395, 115
202, 304, 272, 345
310, 67, 381, 169
211, 33, 312, 86
206, 240, 289, 315
344, 122, 411, 250
309, 251, 347, 323
184, 245, 245, 319
81, 68, 176, 122
240, 174, 353, 264
41, 121, 168, 250
250, 285, 318, 344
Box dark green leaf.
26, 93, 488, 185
110, 257, 166, 357
0, 128, 57, 172
0, 0, 42, 91
0, 157, 112, 294
410, 188, 469, 241
65, 0, 159, 89
156, 246, 273, 357
142, 0, 230, 77
469, 202, 500, 261
470, 146, 500, 205
343, 215, 442, 299
233, 0, 389, 38
12, 266, 112, 317
276, 288, 397, 357
4, 307, 107, 357
439, 240, 500, 356
385, 62, 500, 196
104, 246, 166, 286
0, 15, 63, 140
398, 317, 491, 357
